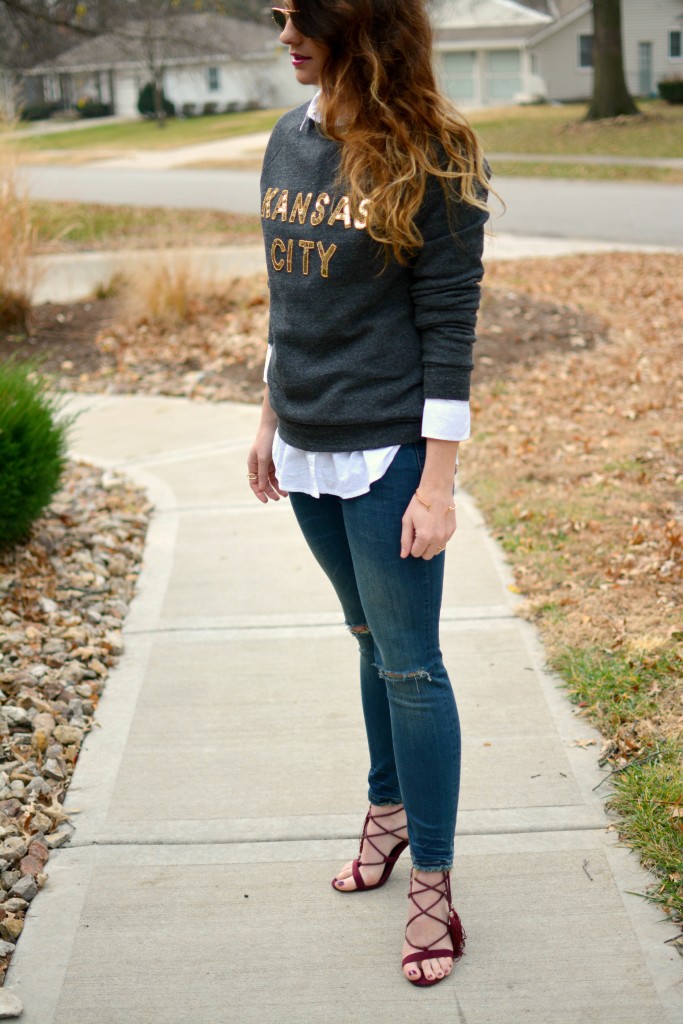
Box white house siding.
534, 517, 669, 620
81, 47, 309, 117
531, 9, 594, 101
619, 0, 683, 95
532, 0, 683, 101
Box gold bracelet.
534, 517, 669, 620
414, 490, 457, 514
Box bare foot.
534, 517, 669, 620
332, 803, 408, 891
402, 870, 455, 983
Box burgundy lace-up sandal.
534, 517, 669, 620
402, 870, 466, 986
331, 804, 409, 892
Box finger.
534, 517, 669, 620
410, 530, 429, 559
249, 480, 268, 504
400, 515, 415, 559
268, 465, 288, 498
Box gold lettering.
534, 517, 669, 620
261, 187, 279, 219
286, 238, 294, 273
353, 198, 370, 230
317, 241, 337, 278
272, 189, 289, 221
289, 192, 313, 225
328, 195, 352, 228
310, 192, 331, 226
299, 239, 315, 275
271, 237, 286, 271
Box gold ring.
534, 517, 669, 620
436, 545, 446, 553
247, 473, 258, 481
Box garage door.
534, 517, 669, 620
442, 51, 477, 102
486, 50, 522, 102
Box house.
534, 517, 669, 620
16, 3, 683, 119
21, 13, 314, 118
433, 0, 683, 107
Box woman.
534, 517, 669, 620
247, 0, 491, 987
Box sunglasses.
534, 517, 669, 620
272, 7, 302, 31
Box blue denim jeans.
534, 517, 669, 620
288, 440, 461, 871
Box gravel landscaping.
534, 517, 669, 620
0, 462, 151, 985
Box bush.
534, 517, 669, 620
19, 101, 60, 122
137, 82, 176, 118
0, 360, 71, 549
78, 101, 112, 119
181, 102, 197, 117
202, 102, 218, 115
658, 77, 683, 104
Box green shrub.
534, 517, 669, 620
19, 101, 61, 122
658, 77, 683, 104
0, 360, 71, 548
78, 101, 113, 119
137, 82, 176, 118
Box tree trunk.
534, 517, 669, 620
153, 70, 167, 128
585, 0, 639, 120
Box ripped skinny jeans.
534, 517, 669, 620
288, 440, 461, 872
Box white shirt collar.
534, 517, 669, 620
299, 89, 322, 130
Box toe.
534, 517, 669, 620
403, 962, 421, 982
422, 959, 437, 982
333, 861, 357, 890
438, 956, 453, 975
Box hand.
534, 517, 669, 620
247, 426, 288, 504
400, 492, 456, 560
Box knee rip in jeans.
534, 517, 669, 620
376, 666, 432, 692
346, 622, 373, 653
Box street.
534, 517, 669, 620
23, 163, 683, 247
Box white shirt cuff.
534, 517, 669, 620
263, 343, 272, 384
422, 398, 470, 442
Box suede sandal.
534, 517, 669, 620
332, 804, 409, 892
402, 870, 466, 986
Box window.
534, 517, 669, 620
208, 66, 220, 91
669, 29, 682, 60
578, 34, 593, 69
441, 51, 476, 101
486, 49, 522, 101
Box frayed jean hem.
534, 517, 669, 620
411, 861, 453, 873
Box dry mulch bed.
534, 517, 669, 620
0, 278, 608, 404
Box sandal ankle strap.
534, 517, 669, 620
357, 805, 408, 868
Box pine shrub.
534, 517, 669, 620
137, 82, 176, 118
0, 360, 71, 548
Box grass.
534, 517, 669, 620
8, 108, 286, 154
491, 160, 683, 185
0, 129, 38, 329
467, 253, 683, 933
469, 100, 683, 159
608, 745, 683, 922
28, 200, 261, 251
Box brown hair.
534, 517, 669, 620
291, 0, 496, 265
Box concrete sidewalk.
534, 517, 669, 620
30, 234, 682, 305
5, 393, 681, 1023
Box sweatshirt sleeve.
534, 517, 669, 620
410, 171, 489, 402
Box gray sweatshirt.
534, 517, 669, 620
260, 101, 489, 452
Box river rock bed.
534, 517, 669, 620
0, 460, 151, 986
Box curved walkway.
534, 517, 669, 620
4, 390, 681, 1022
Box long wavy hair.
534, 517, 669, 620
290, 0, 496, 266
